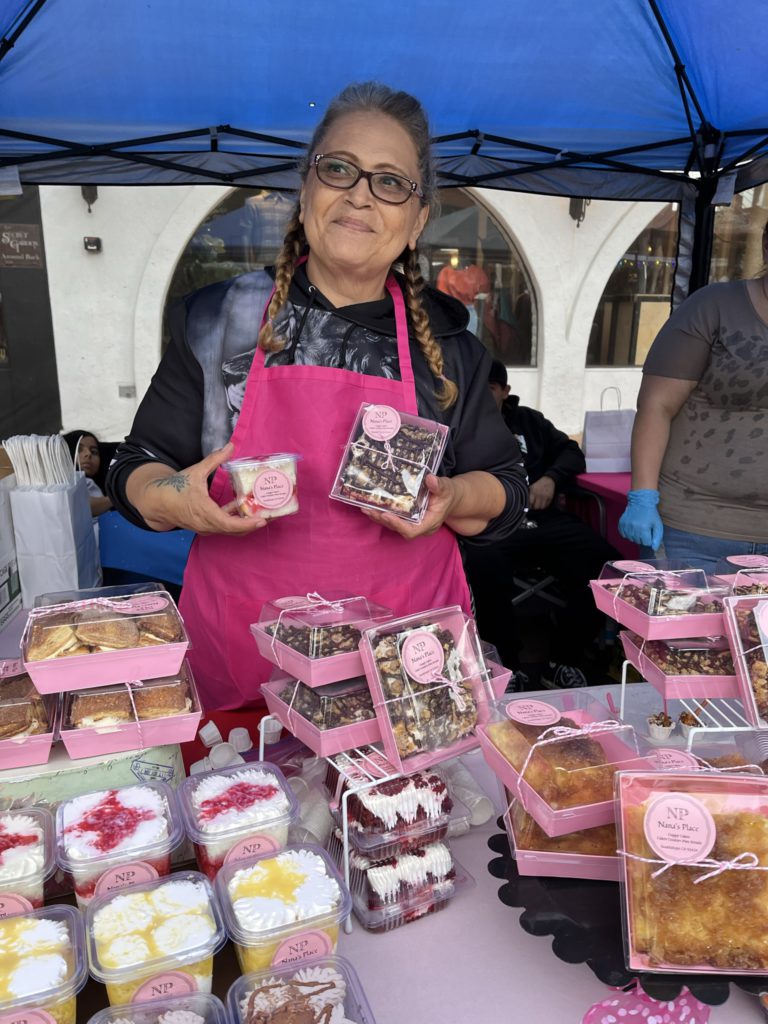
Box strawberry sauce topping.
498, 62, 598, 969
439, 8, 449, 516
64, 790, 157, 853
0, 822, 38, 864
197, 781, 279, 823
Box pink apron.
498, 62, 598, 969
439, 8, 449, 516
180, 274, 471, 710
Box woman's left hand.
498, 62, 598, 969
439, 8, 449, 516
364, 474, 464, 539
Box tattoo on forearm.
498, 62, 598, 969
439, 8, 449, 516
152, 473, 189, 493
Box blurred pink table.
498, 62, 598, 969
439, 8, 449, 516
572, 472, 637, 558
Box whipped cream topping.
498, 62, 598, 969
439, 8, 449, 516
191, 769, 290, 834
240, 964, 350, 1024
158, 1012, 205, 1024
0, 814, 44, 883
228, 849, 341, 935
0, 914, 71, 1003
61, 786, 168, 861
355, 841, 453, 901
354, 773, 448, 829
92, 879, 216, 970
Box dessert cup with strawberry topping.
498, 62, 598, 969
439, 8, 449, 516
0, 807, 54, 913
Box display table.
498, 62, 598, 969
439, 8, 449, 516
574, 471, 637, 558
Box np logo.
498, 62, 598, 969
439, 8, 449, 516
133, 971, 196, 1003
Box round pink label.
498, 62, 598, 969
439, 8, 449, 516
362, 405, 401, 442
224, 834, 279, 865
643, 792, 716, 864
94, 860, 159, 897
272, 928, 334, 967
401, 632, 445, 682
650, 748, 700, 771
253, 469, 293, 509
612, 560, 655, 573
728, 555, 768, 568
0, 1011, 56, 1024
0, 893, 33, 918
505, 699, 561, 726
106, 595, 170, 614
133, 971, 197, 1003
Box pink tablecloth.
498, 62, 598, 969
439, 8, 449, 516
573, 472, 637, 558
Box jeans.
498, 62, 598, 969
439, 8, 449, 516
654, 527, 768, 575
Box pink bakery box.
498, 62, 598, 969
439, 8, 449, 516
359, 605, 495, 774
502, 800, 620, 882
58, 660, 203, 760
0, 659, 59, 769
476, 690, 655, 837
616, 770, 768, 974
22, 583, 189, 693
590, 561, 727, 640
261, 675, 382, 758
722, 594, 768, 729
250, 592, 393, 688
619, 630, 738, 700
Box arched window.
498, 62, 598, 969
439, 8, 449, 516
587, 204, 679, 366
164, 187, 537, 364
710, 184, 768, 281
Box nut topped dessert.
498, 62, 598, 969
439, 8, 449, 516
278, 677, 375, 729
267, 622, 362, 659
604, 580, 725, 616
633, 633, 735, 676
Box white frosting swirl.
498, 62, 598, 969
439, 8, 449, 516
191, 769, 290, 834
153, 913, 215, 953
0, 814, 44, 883
358, 841, 454, 902
61, 786, 168, 861
8, 954, 68, 997
353, 773, 447, 829
229, 849, 340, 934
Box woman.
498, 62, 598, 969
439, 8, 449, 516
619, 219, 768, 570
63, 430, 112, 516
107, 83, 528, 709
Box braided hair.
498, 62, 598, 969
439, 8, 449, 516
257, 82, 457, 408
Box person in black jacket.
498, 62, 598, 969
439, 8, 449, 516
463, 361, 618, 687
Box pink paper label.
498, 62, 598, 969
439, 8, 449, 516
104, 595, 170, 614
644, 792, 716, 863
223, 834, 279, 865
612, 560, 655, 573
94, 860, 159, 897
0, 659, 23, 679
272, 929, 333, 966
132, 972, 197, 1003
728, 555, 768, 568
253, 469, 293, 509
401, 631, 445, 682
650, 748, 699, 771
362, 404, 401, 441
0, 893, 33, 918
0, 1010, 56, 1024
505, 699, 561, 726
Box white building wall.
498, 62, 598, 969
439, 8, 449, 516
39, 184, 664, 442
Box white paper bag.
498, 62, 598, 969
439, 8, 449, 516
9, 472, 100, 606
0, 474, 23, 628
583, 386, 635, 473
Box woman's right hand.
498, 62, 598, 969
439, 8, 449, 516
127, 443, 268, 535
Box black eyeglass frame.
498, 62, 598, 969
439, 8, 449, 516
313, 154, 425, 205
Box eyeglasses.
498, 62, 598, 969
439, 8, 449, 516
313, 154, 424, 205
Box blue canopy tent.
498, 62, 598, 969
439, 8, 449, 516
0, 0, 767, 294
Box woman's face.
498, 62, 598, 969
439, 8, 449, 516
299, 111, 429, 289
77, 436, 100, 478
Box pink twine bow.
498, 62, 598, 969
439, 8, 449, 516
582, 983, 710, 1024
270, 591, 352, 662
382, 439, 397, 472
618, 846, 768, 884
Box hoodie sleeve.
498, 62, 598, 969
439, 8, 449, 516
106, 298, 206, 529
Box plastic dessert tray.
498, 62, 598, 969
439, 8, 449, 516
619, 631, 738, 701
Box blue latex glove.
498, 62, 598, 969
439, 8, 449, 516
618, 489, 664, 549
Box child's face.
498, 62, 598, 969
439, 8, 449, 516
77, 436, 100, 477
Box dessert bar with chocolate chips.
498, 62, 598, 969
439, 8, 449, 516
267, 622, 362, 658
279, 676, 375, 728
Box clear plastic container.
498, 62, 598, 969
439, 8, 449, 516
261, 674, 381, 758
359, 606, 493, 772
215, 844, 351, 973
714, 555, 768, 594
179, 763, 298, 882
617, 770, 768, 974
86, 871, 225, 1006
85, 992, 228, 1024
56, 781, 183, 909
619, 630, 737, 700
59, 662, 203, 759
227, 956, 376, 1024
224, 454, 301, 520
723, 594, 768, 727
330, 401, 450, 523
590, 561, 727, 640
0, 807, 55, 913
0, 662, 57, 769
22, 583, 188, 692
251, 592, 392, 687
477, 690, 653, 836
0, 904, 88, 1024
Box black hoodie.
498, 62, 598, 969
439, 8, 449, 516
107, 265, 527, 544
